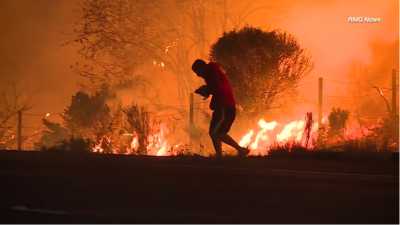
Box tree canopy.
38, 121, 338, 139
210, 26, 312, 116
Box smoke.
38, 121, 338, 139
278, 0, 397, 72
0, 0, 82, 150
245, 0, 399, 119
0, 0, 81, 115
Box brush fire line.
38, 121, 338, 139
90, 112, 335, 156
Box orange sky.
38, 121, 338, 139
241, 0, 399, 118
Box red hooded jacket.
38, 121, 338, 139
203, 62, 236, 110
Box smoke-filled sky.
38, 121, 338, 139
0, 0, 398, 130
0, 0, 81, 115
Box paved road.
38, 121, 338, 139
0, 151, 398, 223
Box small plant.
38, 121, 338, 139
328, 108, 349, 140
316, 124, 329, 148
124, 104, 150, 155
268, 142, 308, 158
368, 116, 399, 151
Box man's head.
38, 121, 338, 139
192, 59, 207, 77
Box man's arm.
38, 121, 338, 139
203, 72, 219, 95
194, 67, 219, 98
194, 85, 210, 99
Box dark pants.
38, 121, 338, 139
209, 106, 236, 137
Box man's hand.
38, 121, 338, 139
194, 85, 210, 99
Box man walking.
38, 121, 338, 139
192, 59, 249, 158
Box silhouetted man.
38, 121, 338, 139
192, 59, 249, 158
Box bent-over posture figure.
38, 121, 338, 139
192, 59, 249, 157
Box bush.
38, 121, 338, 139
328, 107, 349, 140
267, 140, 395, 161
42, 137, 91, 153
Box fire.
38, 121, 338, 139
249, 120, 278, 155
91, 114, 325, 157
92, 135, 112, 153
276, 120, 305, 143
239, 116, 321, 156
89, 112, 381, 157
238, 130, 254, 147
147, 123, 170, 156
92, 123, 180, 156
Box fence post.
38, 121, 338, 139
392, 69, 398, 117
17, 110, 22, 151
189, 93, 194, 147
318, 77, 323, 126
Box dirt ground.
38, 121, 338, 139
0, 150, 398, 223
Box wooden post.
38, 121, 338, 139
189, 93, 194, 126
318, 77, 323, 126
391, 69, 399, 149
17, 110, 22, 151
392, 69, 398, 117
189, 93, 194, 147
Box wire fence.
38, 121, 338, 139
1, 71, 397, 150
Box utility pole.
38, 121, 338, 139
392, 69, 398, 117
17, 110, 22, 151
318, 77, 323, 126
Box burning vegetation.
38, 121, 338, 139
0, 0, 398, 156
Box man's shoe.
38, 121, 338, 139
238, 147, 250, 157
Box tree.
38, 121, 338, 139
210, 26, 312, 116
72, 0, 167, 88
72, 0, 272, 107
72, 0, 217, 103
0, 82, 31, 149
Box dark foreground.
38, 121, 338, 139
0, 150, 398, 223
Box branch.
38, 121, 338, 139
372, 86, 392, 114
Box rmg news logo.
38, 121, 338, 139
347, 16, 382, 23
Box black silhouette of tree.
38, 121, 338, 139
0, 82, 31, 149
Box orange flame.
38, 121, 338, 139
92, 123, 179, 156
239, 117, 321, 156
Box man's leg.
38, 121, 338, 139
211, 135, 222, 157
219, 107, 249, 156
209, 109, 223, 157
220, 134, 242, 151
